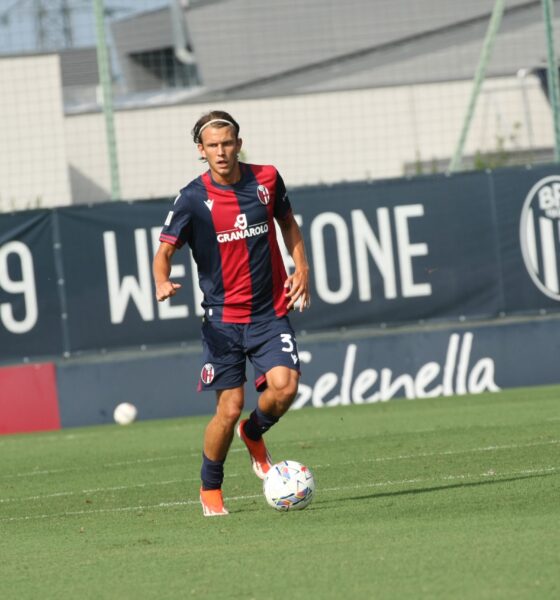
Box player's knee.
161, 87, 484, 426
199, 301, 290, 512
225, 404, 243, 425
266, 367, 299, 411
272, 379, 298, 410
217, 402, 243, 427
216, 389, 244, 426
279, 389, 296, 411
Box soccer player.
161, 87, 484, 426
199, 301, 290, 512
153, 110, 311, 516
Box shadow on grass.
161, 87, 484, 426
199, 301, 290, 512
312, 470, 559, 507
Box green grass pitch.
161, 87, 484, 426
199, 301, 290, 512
1, 385, 559, 599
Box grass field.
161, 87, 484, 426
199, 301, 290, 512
2, 385, 559, 599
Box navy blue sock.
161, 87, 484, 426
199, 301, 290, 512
243, 407, 279, 441
200, 453, 224, 490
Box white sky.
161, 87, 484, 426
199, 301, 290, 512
0, 0, 168, 53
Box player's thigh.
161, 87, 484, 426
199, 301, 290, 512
247, 317, 300, 390
199, 321, 246, 391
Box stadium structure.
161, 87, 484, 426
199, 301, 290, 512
0, 1, 559, 434
0, 0, 558, 208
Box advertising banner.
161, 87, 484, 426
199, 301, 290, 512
0, 210, 64, 361
53, 171, 505, 353
0, 363, 60, 434
54, 315, 560, 427
290, 171, 501, 330
492, 164, 560, 313
56, 202, 203, 353
1, 165, 560, 361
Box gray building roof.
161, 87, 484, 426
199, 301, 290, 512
58, 47, 99, 87
109, 0, 559, 101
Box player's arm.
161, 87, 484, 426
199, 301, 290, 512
153, 241, 182, 302
277, 212, 311, 312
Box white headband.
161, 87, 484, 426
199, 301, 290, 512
197, 118, 236, 140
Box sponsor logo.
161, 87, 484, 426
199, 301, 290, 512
520, 175, 560, 301
216, 214, 269, 243
257, 184, 270, 205
234, 213, 247, 230
164, 211, 173, 226
204, 199, 214, 211
201, 363, 215, 385
291, 332, 500, 409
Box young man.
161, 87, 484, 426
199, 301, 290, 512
153, 110, 311, 516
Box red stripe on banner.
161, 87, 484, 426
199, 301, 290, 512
202, 172, 252, 322
250, 165, 289, 318
0, 363, 61, 435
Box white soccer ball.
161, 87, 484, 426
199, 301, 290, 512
113, 402, 137, 425
263, 460, 315, 511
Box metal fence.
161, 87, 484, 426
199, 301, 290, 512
1, 0, 559, 211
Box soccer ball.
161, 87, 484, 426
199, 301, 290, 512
263, 460, 315, 511
113, 402, 137, 425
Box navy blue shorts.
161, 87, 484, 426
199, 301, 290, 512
197, 316, 300, 392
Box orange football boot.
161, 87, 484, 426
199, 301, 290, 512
236, 418, 273, 480
199, 487, 229, 517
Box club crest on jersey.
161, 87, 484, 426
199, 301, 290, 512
257, 184, 270, 205
201, 363, 215, 385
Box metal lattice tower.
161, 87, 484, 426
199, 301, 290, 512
33, 0, 73, 50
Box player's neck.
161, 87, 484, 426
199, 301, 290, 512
211, 163, 242, 186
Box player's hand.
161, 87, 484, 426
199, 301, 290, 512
284, 268, 311, 312
156, 280, 182, 302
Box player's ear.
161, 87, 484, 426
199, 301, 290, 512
237, 137, 243, 152
197, 143, 206, 159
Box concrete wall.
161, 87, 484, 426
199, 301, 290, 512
0, 49, 553, 209
64, 75, 553, 204
0, 54, 71, 211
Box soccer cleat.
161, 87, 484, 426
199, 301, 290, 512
236, 418, 273, 480
199, 487, 229, 517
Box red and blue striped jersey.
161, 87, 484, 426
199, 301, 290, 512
159, 163, 293, 323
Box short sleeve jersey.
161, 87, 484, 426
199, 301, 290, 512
159, 163, 293, 323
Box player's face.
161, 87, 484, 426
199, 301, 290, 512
198, 126, 243, 185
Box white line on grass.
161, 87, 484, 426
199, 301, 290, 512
3, 439, 558, 481
0, 476, 243, 504
2, 449, 246, 480
102, 455, 183, 467
1, 465, 558, 523
314, 439, 560, 468
106, 448, 245, 468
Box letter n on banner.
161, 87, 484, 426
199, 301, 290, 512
0, 363, 61, 434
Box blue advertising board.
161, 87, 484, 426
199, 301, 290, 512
1, 164, 560, 362
0, 210, 64, 359
55, 314, 560, 427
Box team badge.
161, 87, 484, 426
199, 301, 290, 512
520, 175, 560, 301
257, 184, 270, 205
201, 363, 215, 385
